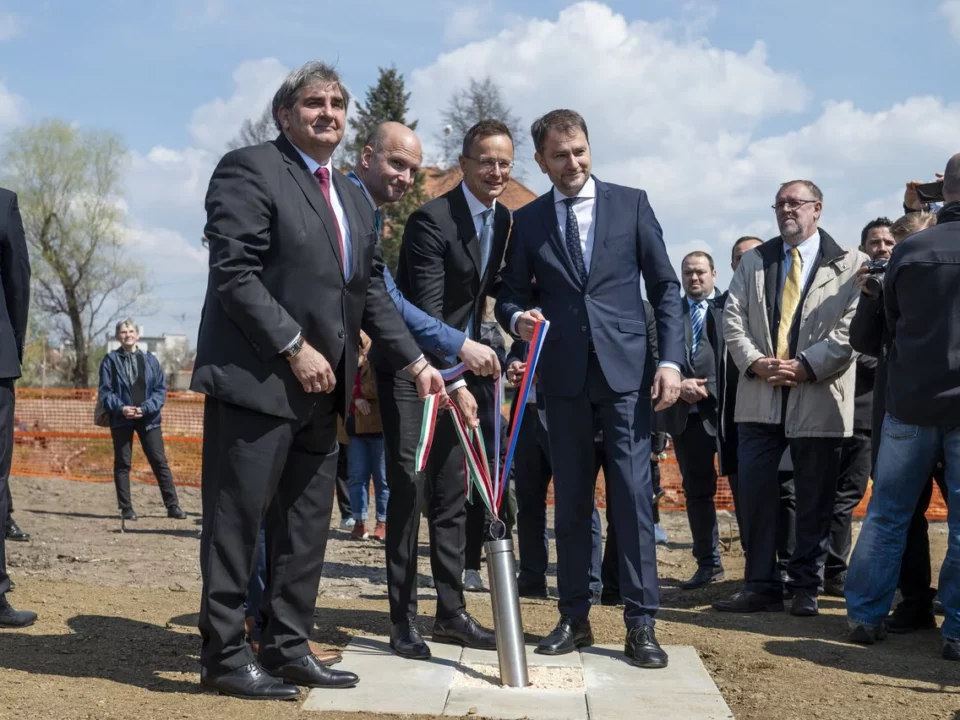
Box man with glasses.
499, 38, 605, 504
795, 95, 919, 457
380, 120, 514, 660
717, 181, 864, 617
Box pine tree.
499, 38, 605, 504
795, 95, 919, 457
347, 66, 425, 274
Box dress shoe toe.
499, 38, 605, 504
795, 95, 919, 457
200, 663, 300, 701
0, 596, 37, 628
680, 566, 725, 590
433, 612, 496, 650
167, 505, 188, 519
390, 621, 431, 660
625, 626, 668, 669
536, 616, 593, 655
790, 594, 819, 617
265, 654, 358, 688
713, 590, 783, 613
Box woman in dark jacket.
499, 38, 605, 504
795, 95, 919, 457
97, 319, 185, 520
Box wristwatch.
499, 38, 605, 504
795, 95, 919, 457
282, 333, 305, 359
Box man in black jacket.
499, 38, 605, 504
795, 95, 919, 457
845, 154, 960, 662
0, 188, 35, 629
821, 219, 890, 597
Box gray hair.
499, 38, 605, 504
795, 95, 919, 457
115, 318, 138, 337
272, 61, 351, 132
779, 179, 824, 203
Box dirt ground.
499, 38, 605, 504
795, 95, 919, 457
0, 474, 956, 720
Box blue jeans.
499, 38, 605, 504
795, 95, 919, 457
845, 414, 960, 640
348, 434, 388, 523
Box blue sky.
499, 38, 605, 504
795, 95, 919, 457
2, 0, 960, 342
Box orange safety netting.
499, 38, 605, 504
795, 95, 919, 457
10, 388, 949, 521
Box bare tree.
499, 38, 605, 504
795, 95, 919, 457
227, 104, 276, 150
3, 120, 150, 387
439, 77, 525, 165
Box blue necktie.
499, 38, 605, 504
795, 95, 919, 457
690, 300, 705, 356
479, 208, 494, 276
374, 208, 383, 237
563, 197, 588, 284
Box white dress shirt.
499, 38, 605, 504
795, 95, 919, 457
781, 229, 820, 295
292, 144, 352, 279
554, 176, 598, 272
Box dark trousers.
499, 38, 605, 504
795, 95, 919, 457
379, 372, 468, 624
738, 422, 842, 596
899, 466, 949, 609
514, 402, 553, 590
335, 442, 352, 520
825, 431, 872, 579
110, 421, 179, 510
728, 467, 797, 572
673, 414, 722, 569
243, 523, 268, 641
0, 380, 13, 596
545, 354, 658, 628
465, 381, 498, 572
198, 395, 339, 674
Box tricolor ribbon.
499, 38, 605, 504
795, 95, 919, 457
416, 319, 550, 520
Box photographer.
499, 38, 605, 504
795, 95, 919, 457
845, 154, 960, 662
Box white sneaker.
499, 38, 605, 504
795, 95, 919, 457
463, 569, 485, 592
654, 524, 669, 545
340, 517, 356, 530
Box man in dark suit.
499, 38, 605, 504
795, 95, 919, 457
0, 188, 35, 629
377, 120, 514, 660
193, 61, 444, 700
659, 251, 726, 590
497, 109, 684, 669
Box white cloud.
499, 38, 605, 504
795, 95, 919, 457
443, 0, 495, 45
0, 12, 21, 42
0, 79, 26, 128
940, 0, 960, 40
409, 1, 960, 288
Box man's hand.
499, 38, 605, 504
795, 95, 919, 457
458, 338, 501, 377
354, 398, 372, 416
289, 341, 336, 393
121, 406, 139, 420
749, 357, 781, 380
855, 263, 871, 291
516, 309, 546, 342
767, 358, 808, 387
414, 364, 445, 400
450, 386, 479, 429
506, 360, 525, 385
679, 378, 709, 404
651, 366, 682, 412
904, 174, 943, 210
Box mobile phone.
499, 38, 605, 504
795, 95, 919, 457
915, 181, 944, 203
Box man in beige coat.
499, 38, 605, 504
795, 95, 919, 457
716, 180, 866, 617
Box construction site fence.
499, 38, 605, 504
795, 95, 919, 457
9, 388, 949, 521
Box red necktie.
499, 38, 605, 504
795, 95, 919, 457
314, 167, 345, 274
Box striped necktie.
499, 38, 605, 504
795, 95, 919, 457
777, 247, 803, 360
690, 301, 705, 356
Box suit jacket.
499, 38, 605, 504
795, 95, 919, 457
390, 183, 511, 374
714, 290, 740, 475
496, 177, 684, 398
0, 189, 30, 380
192, 134, 420, 420
658, 294, 723, 438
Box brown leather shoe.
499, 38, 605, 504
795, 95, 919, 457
308, 641, 342, 666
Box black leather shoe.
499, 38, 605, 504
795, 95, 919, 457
433, 612, 496, 650
264, 653, 359, 688
600, 591, 622, 607
790, 594, 818, 617
680, 566, 725, 590
822, 573, 846, 598
887, 602, 937, 633
536, 616, 593, 655
0, 595, 36, 628
167, 505, 188, 519
390, 620, 431, 660
201, 663, 300, 700
518, 583, 548, 599
944, 638, 960, 662
5, 518, 29, 542
121, 508, 138, 521
625, 625, 668, 669
713, 590, 783, 613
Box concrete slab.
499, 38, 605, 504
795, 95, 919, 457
582, 645, 733, 720
443, 687, 588, 720
460, 644, 585, 668
301, 635, 462, 715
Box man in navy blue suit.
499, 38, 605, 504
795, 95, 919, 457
496, 109, 684, 669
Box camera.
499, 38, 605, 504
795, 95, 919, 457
863, 259, 888, 297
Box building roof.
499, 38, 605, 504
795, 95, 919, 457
421, 168, 538, 210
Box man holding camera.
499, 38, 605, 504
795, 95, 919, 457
845, 154, 960, 662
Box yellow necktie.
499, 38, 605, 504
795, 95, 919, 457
777, 247, 802, 360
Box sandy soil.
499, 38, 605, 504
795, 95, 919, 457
0, 474, 956, 720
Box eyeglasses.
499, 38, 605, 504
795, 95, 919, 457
772, 199, 818, 212
464, 155, 515, 172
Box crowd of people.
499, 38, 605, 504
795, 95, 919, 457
0, 58, 956, 703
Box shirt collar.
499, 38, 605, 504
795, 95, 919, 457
553, 176, 597, 205
288, 137, 331, 177
686, 290, 715, 307
460, 181, 495, 220
347, 170, 377, 212
784, 229, 820, 260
